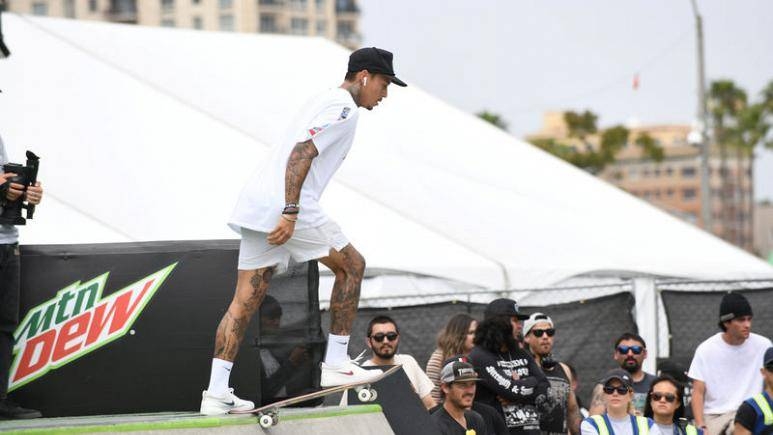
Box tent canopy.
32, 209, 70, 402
1, 14, 771, 289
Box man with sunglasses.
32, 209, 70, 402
734, 347, 773, 435
431, 358, 488, 435
362, 315, 437, 410
689, 293, 772, 435
589, 333, 656, 416
523, 312, 582, 435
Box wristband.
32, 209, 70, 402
281, 214, 297, 223
283, 203, 300, 215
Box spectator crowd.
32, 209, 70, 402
357, 292, 773, 435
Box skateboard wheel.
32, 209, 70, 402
259, 414, 274, 428
357, 388, 372, 402
368, 388, 378, 402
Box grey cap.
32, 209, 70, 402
599, 368, 633, 389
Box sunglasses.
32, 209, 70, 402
650, 392, 677, 403
370, 332, 398, 342
603, 385, 629, 395
616, 345, 643, 355
532, 328, 556, 338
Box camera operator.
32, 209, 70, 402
0, 134, 43, 419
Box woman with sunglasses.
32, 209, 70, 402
582, 369, 661, 435
643, 375, 702, 435
426, 314, 478, 403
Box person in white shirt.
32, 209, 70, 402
688, 293, 772, 435
362, 315, 437, 410
200, 47, 407, 415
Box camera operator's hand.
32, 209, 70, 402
267, 214, 296, 245
1, 172, 24, 201
25, 182, 43, 205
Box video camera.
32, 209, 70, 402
0, 151, 40, 225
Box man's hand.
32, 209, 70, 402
1, 173, 24, 201
267, 215, 296, 245
24, 181, 43, 205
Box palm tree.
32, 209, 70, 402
708, 80, 747, 245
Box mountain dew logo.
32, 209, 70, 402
9, 263, 177, 391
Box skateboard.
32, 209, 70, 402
230, 365, 402, 428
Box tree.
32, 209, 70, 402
531, 110, 663, 175
708, 79, 773, 249
476, 110, 508, 131
635, 132, 665, 163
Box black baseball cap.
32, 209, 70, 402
484, 298, 529, 320
348, 47, 407, 87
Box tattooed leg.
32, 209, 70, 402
213, 267, 274, 361
319, 244, 365, 335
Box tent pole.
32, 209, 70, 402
633, 277, 658, 374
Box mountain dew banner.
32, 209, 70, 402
11, 241, 320, 417
11, 263, 176, 391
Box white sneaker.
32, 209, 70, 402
320, 351, 383, 387
199, 388, 255, 415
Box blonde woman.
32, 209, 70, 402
425, 314, 477, 403
582, 370, 661, 435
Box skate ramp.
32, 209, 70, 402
0, 405, 394, 434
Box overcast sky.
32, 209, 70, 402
359, 0, 773, 200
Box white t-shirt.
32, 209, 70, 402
688, 332, 772, 413
581, 415, 662, 435
229, 87, 359, 233
363, 354, 435, 399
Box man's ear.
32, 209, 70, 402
366, 338, 373, 350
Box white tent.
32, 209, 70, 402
1, 14, 771, 295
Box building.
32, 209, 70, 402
755, 201, 773, 263
528, 111, 755, 252
3, 0, 361, 49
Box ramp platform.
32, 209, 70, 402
0, 405, 393, 435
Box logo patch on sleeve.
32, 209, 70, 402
308, 123, 330, 137
339, 107, 351, 120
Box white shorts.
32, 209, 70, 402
237, 220, 350, 272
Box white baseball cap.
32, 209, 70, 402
523, 312, 554, 337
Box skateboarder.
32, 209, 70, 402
200, 47, 407, 415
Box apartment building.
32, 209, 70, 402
528, 112, 755, 252
755, 201, 773, 262
4, 0, 361, 48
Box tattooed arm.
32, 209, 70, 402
588, 383, 606, 416
561, 363, 582, 435
267, 140, 319, 245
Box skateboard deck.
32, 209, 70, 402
230, 365, 402, 428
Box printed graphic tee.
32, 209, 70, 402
469, 345, 548, 435
229, 88, 359, 233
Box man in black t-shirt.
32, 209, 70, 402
431, 358, 488, 435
